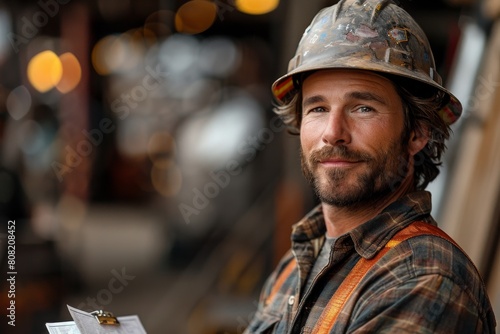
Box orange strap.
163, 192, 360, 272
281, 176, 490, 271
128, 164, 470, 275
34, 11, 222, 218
311, 221, 459, 334
265, 258, 296, 306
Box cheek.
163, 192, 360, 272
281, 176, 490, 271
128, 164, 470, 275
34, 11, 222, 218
300, 123, 320, 152
299, 131, 310, 153
300, 117, 324, 139
355, 121, 403, 152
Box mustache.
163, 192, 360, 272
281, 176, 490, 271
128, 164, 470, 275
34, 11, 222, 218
309, 145, 372, 163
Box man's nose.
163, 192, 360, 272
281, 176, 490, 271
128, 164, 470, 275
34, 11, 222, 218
321, 110, 351, 146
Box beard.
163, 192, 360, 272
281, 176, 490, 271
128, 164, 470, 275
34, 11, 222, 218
301, 139, 410, 209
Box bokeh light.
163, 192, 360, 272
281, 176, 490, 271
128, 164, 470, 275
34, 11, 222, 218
151, 163, 183, 197
236, 0, 280, 15
159, 34, 200, 75
92, 35, 129, 75
177, 92, 264, 169
181, 79, 222, 113
123, 26, 158, 59
27, 50, 63, 93
145, 10, 174, 38
175, 0, 217, 34
198, 37, 240, 77
17, 120, 44, 155
148, 131, 176, 168
116, 116, 151, 157
6, 85, 32, 120
132, 27, 158, 48
56, 52, 82, 94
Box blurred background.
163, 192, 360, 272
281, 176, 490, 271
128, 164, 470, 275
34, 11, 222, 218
0, 0, 499, 333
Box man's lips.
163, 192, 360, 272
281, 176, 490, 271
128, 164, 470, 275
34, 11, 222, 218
318, 159, 363, 167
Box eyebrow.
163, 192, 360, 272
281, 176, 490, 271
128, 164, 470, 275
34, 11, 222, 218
302, 91, 388, 109
302, 95, 326, 109
347, 91, 387, 105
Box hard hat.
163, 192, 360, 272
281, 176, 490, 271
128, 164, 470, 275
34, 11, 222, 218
272, 0, 462, 125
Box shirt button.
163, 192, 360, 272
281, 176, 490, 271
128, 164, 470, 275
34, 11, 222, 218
288, 295, 295, 305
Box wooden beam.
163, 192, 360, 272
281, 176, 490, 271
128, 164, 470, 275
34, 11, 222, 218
440, 20, 500, 273
59, 2, 91, 201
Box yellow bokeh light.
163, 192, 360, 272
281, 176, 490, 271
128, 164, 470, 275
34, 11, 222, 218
236, 0, 280, 15
27, 50, 63, 93
175, 0, 217, 34
56, 52, 82, 94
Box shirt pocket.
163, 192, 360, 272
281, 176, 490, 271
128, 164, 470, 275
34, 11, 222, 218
244, 311, 281, 334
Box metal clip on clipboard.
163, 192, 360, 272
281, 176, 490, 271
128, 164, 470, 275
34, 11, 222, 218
90, 310, 120, 325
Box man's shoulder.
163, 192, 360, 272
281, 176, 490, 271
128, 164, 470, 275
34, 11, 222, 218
400, 231, 476, 272
377, 230, 487, 299
363, 232, 495, 325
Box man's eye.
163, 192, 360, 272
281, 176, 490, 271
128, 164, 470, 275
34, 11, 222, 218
308, 107, 327, 113
357, 106, 374, 113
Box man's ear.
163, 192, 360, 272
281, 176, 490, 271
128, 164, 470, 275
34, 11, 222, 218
408, 126, 429, 157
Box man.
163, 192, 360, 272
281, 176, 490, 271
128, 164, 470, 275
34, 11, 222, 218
245, 0, 496, 333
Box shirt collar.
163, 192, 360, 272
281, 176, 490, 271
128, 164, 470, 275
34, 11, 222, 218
291, 191, 436, 259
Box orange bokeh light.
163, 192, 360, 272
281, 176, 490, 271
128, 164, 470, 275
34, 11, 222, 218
236, 0, 279, 15
56, 52, 82, 93
175, 0, 217, 34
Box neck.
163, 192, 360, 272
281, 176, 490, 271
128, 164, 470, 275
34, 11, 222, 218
323, 176, 416, 238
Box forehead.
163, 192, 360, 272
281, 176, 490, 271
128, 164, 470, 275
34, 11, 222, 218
301, 69, 398, 96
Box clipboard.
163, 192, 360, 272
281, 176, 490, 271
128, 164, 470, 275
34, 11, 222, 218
45, 305, 147, 334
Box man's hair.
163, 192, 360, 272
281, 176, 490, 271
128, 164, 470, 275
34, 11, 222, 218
273, 73, 451, 190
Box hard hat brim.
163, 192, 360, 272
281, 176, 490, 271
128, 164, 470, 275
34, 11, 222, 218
272, 58, 462, 125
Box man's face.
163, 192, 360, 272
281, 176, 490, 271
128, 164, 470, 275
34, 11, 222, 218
300, 69, 417, 208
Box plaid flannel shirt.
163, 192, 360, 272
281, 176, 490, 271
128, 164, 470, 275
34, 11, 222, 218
245, 191, 496, 333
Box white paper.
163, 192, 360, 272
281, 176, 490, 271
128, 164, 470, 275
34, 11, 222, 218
46, 305, 147, 334
45, 321, 80, 334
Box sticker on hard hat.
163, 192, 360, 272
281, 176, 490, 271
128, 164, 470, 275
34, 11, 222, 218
388, 28, 409, 44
